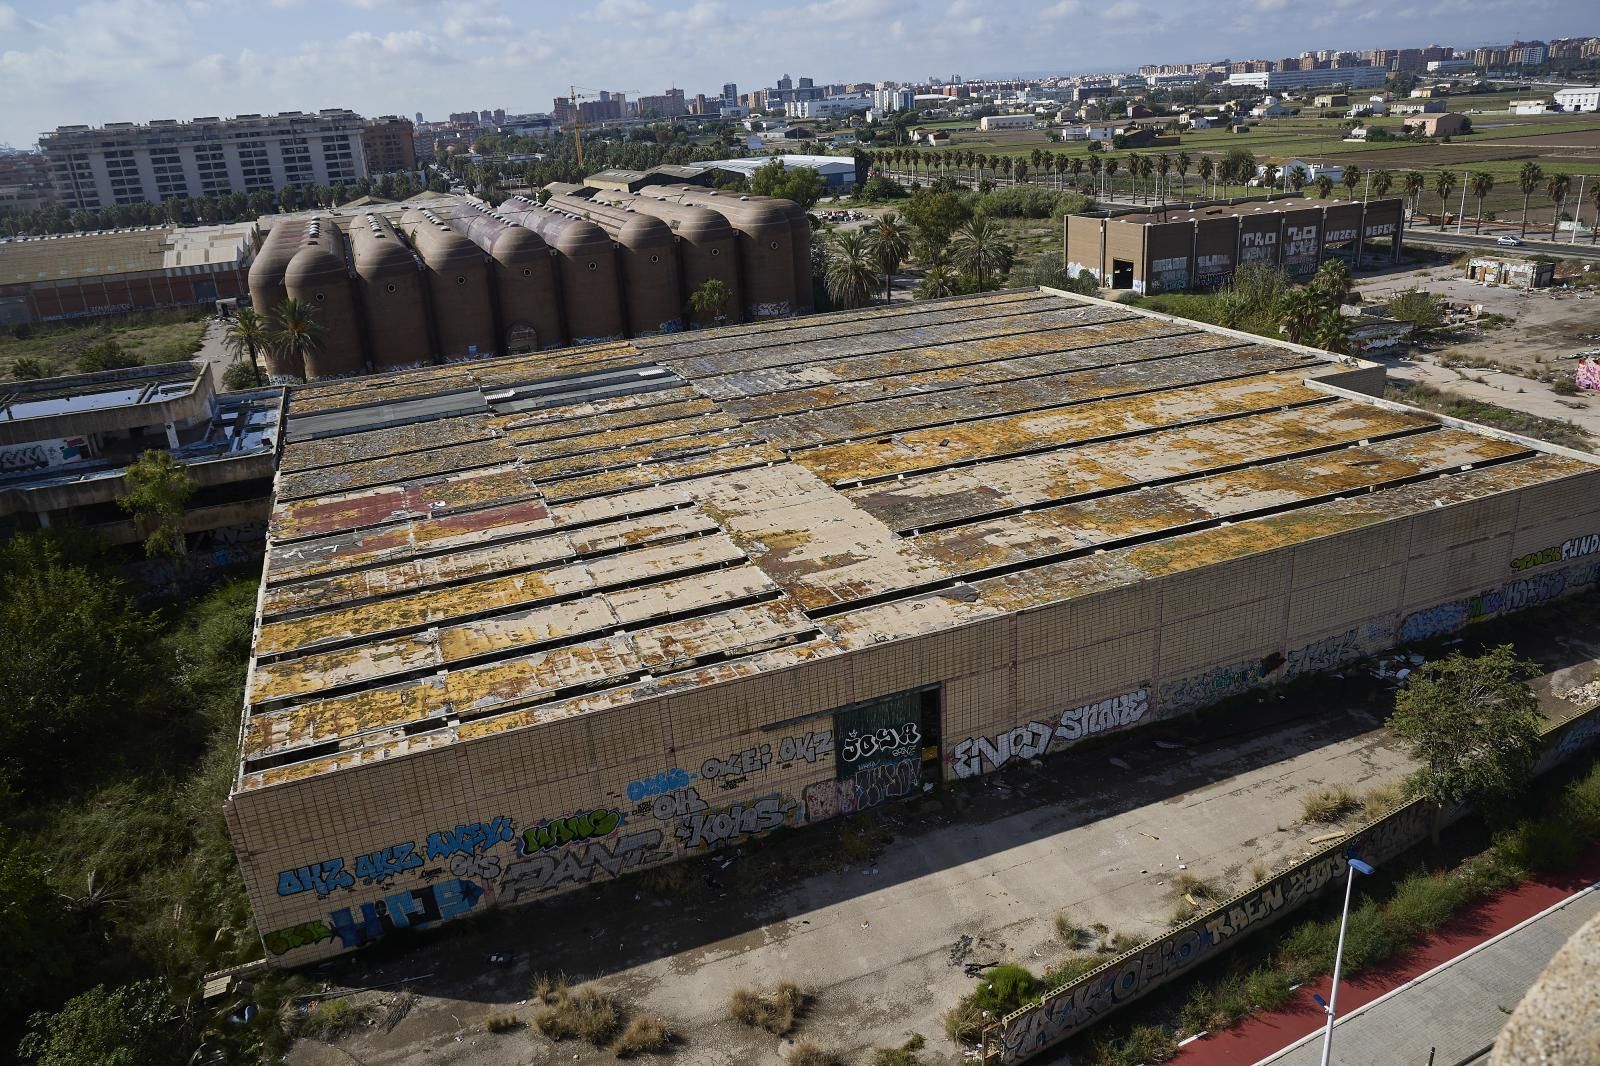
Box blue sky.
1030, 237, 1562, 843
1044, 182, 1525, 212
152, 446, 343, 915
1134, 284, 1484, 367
0, 0, 1591, 149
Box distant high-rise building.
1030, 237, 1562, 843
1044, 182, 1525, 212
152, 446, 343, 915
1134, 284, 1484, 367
722, 82, 738, 107
362, 116, 417, 175
478, 109, 492, 126
777, 73, 793, 91
415, 111, 424, 125
494, 108, 506, 124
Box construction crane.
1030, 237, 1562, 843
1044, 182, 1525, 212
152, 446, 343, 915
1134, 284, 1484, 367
565, 85, 640, 170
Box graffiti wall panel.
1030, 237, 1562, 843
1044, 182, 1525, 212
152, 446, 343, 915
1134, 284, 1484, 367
1284, 563, 1404, 639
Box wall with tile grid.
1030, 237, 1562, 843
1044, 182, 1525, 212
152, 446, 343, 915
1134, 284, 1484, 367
231, 467, 1600, 965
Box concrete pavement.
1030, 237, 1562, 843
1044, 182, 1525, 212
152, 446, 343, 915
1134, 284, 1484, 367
1257, 881, 1600, 1066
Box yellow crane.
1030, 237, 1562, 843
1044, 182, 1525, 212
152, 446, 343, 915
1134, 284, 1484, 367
566, 85, 639, 170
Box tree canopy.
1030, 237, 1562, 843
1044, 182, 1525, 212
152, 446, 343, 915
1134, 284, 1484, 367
118, 450, 198, 559
749, 159, 826, 210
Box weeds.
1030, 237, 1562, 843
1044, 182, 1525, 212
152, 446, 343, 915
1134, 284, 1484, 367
1359, 781, 1407, 822
613, 1014, 673, 1057
1387, 871, 1470, 936
971, 965, 1038, 1016
1054, 910, 1082, 944
729, 982, 807, 1036
1043, 955, 1103, 990
484, 1013, 522, 1033
867, 1033, 927, 1066
298, 997, 365, 1041
1091, 1023, 1180, 1065
786, 1040, 843, 1066
1301, 786, 1359, 823
1244, 967, 1293, 1011
534, 984, 622, 1046
530, 972, 567, 1005
942, 995, 987, 1044
1251, 861, 1269, 884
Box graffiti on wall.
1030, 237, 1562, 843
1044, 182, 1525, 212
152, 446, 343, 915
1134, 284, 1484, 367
0, 436, 89, 474
1158, 659, 1265, 715
277, 815, 515, 897
675, 793, 801, 851
949, 689, 1150, 780
519, 809, 623, 854
627, 767, 695, 802
498, 829, 672, 904
1512, 532, 1600, 573
1400, 562, 1600, 644
802, 756, 921, 821
1285, 623, 1391, 679
328, 879, 484, 949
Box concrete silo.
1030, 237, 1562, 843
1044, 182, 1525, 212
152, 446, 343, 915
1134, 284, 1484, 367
350, 212, 433, 371
657, 185, 797, 319
443, 203, 566, 353
400, 209, 497, 362
501, 196, 626, 345
594, 191, 744, 327
246, 220, 306, 379
283, 218, 364, 380
549, 193, 683, 336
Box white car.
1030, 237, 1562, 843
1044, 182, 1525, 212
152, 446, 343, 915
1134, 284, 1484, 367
1496, 236, 1521, 246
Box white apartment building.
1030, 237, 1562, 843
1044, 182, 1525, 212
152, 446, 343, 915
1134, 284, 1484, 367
41, 110, 369, 211
1226, 66, 1387, 91
1554, 87, 1599, 112
979, 114, 1036, 130
784, 95, 871, 119
871, 88, 916, 114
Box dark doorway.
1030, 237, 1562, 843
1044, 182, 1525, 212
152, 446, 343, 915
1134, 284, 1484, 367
1111, 259, 1135, 289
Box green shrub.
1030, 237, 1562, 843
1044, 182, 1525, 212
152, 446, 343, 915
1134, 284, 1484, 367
10, 356, 45, 380
1095, 1023, 1180, 1065
1043, 955, 1103, 990
221, 362, 268, 390
1277, 916, 1339, 982
1245, 967, 1293, 1011
1560, 763, 1600, 837
1340, 899, 1407, 975
76, 339, 141, 374
1387, 871, 1469, 936
1496, 818, 1583, 873
972, 965, 1038, 1016
867, 1033, 926, 1066
977, 184, 1065, 219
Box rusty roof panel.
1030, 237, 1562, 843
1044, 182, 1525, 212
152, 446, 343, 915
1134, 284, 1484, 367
503, 398, 723, 447
278, 415, 498, 474
690, 464, 953, 611
751, 348, 1318, 449
244, 676, 448, 759
632, 599, 816, 671
249, 631, 444, 706
521, 426, 759, 484
443, 637, 640, 721
277, 438, 521, 500
792, 374, 1328, 486
269, 466, 539, 542
719, 332, 1248, 424
540, 443, 788, 503
667, 302, 1130, 379
914, 429, 1531, 575
566, 507, 719, 553
693, 318, 1195, 404
436, 596, 621, 665
845, 401, 1436, 531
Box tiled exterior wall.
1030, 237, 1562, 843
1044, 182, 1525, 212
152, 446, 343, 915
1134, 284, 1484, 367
231, 468, 1600, 965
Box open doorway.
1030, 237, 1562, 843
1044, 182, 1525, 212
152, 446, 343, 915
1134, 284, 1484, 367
1111, 259, 1135, 289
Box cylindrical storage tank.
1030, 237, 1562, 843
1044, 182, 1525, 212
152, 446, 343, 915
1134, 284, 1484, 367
247, 221, 306, 377
399, 209, 496, 361
283, 219, 364, 380
549, 193, 683, 336
595, 192, 744, 326
503, 197, 626, 345
777, 199, 814, 313
350, 213, 432, 370
661, 186, 796, 320
443, 204, 566, 352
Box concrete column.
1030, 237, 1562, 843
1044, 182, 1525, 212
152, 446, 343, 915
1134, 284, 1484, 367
164, 421, 180, 450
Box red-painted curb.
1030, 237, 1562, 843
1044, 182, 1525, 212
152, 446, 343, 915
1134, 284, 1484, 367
1167, 843, 1600, 1065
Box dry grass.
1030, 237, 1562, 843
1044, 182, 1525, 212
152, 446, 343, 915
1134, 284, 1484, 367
530, 972, 567, 1005
484, 1013, 522, 1033
1359, 781, 1408, 823
729, 982, 808, 1036
613, 1014, 673, 1058
1252, 861, 1270, 884
786, 1039, 843, 1066
1302, 786, 1360, 824
533, 984, 622, 1046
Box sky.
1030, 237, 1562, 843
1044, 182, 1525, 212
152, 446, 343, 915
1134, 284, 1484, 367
0, 0, 1592, 149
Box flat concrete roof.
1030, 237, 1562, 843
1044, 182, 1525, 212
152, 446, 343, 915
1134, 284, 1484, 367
1113, 197, 1404, 226
237, 289, 1595, 790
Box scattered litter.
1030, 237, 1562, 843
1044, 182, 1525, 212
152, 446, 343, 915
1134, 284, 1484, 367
1309, 830, 1349, 845
1178, 863, 1188, 870
861, 920, 870, 928
1140, 869, 1149, 875
1138, 831, 1160, 841
1108, 757, 1132, 770
486, 952, 515, 967
1154, 740, 1184, 750
228, 1004, 257, 1025
1557, 679, 1600, 706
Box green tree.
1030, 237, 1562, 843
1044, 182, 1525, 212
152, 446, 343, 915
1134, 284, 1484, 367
1467, 172, 1495, 234
949, 216, 1015, 291
1278, 286, 1320, 345
1390, 645, 1543, 813
12, 356, 46, 380
1311, 306, 1351, 354
1546, 172, 1571, 236
1383, 289, 1448, 339
749, 159, 826, 210
899, 187, 974, 257
687, 278, 733, 326
222, 306, 268, 382
1222, 147, 1256, 194
1314, 174, 1336, 199
866, 211, 912, 303
220, 362, 267, 390
1310, 259, 1353, 304
118, 451, 198, 559
825, 230, 877, 310
76, 340, 141, 375
1288, 165, 1309, 193
1435, 170, 1458, 226
1342, 163, 1362, 199
19, 980, 186, 1066
1372, 169, 1394, 198
1197, 155, 1213, 197
1516, 161, 1543, 238
913, 263, 960, 300
267, 297, 324, 380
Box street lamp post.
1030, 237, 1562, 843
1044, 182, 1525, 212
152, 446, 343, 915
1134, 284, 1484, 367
1318, 855, 1376, 1066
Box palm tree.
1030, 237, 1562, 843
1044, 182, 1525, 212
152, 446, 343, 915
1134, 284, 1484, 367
1467, 171, 1494, 234
1155, 154, 1172, 203
1314, 175, 1336, 199
825, 230, 876, 310
914, 264, 961, 300
1341, 164, 1362, 199
1088, 154, 1103, 197
1175, 152, 1191, 199
1591, 182, 1600, 244
269, 298, 324, 380
950, 216, 1015, 291
1012, 159, 1030, 186
1547, 172, 1571, 237
223, 307, 269, 384
1403, 171, 1426, 219
1198, 156, 1214, 198
1517, 161, 1543, 238
1278, 286, 1320, 345
1372, 170, 1394, 199
1069, 157, 1085, 192
1054, 153, 1069, 190
1435, 171, 1458, 226
1311, 259, 1353, 304
1138, 155, 1155, 202
1104, 157, 1121, 200
866, 212, 912, 303
1311, 307, 1351, 355
1261, 163, 1280, 192
1127, 155, 1142, 201
1288, 165, 1309, 193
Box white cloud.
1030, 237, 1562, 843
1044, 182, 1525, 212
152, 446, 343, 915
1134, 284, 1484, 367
1042, 0, 1082, 16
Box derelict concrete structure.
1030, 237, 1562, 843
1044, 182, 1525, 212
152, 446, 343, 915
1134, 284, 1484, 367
1065, 197, 1405, 294
228, 289, 1600, 966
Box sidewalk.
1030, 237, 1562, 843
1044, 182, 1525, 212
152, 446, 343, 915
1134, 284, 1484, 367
1168, 845, 1600, 1066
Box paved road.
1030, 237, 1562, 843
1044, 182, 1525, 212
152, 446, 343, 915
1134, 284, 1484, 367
1401, 229, 1600, 262
1257, 881, 1600, 1066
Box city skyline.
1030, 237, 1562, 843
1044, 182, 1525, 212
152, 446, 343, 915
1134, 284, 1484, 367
0, 0, 1594, 148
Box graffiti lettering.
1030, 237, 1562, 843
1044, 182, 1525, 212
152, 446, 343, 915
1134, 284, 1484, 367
701, 744, 772, 779
353, 842, 424, 885
650, 784, 710, 820
1513, 533, 1599, 572
327, 878, 484, 949
951, 690, 1150, 779
777, 729, 834, 765
839, 722, 921, 766
1326, 227, 1358, 243
264, 920, 334, 956
1159, 660, 1265, 715
425, 816, 514, 859
675, 794, 799, 851
448, 851, 503, 881
1284, 626, 1385, 679
626, 767, 695, 801
276, 857, 355, 898
497, 829, 671, 904
519, 808, 622, 854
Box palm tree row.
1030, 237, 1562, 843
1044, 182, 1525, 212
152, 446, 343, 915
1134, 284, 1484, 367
824, 215, 1015, 310
223, 299, 325, 383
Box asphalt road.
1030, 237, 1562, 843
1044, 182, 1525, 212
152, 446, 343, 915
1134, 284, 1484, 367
1402, 228, 1600, 261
